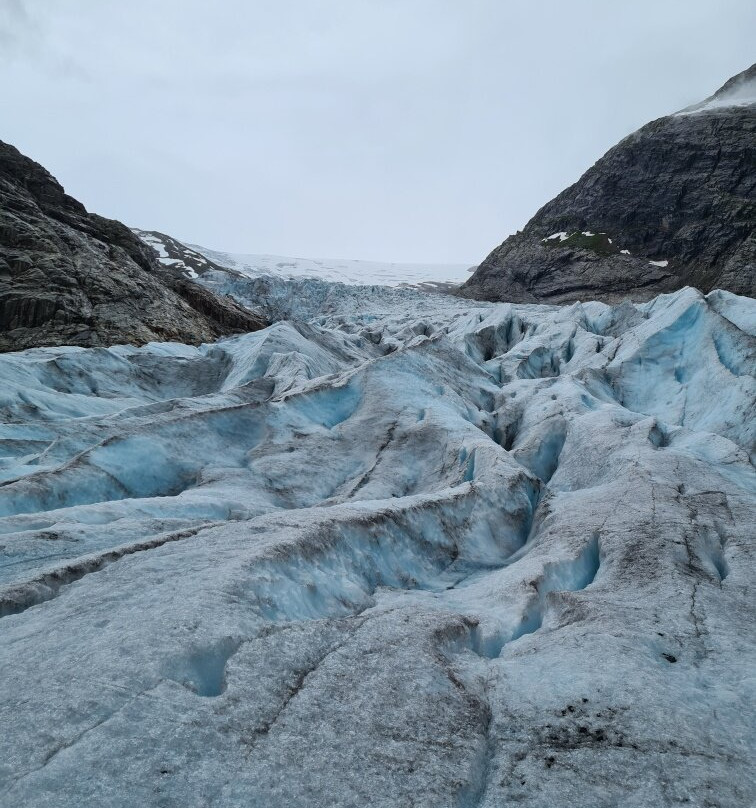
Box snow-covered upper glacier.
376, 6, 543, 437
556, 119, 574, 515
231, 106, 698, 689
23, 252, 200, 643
134, 229, 473, 289
0, 281, 754, 807
195, 245, 472, 287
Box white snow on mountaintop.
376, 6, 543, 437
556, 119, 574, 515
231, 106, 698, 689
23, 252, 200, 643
191, 243, 473, 288
675, 72, 756, 115
1, 276, 754, 807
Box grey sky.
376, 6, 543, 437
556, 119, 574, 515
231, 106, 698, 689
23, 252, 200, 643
1, 1, 753, 263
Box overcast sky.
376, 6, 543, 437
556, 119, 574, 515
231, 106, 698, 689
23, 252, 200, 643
1, 1, 753, 263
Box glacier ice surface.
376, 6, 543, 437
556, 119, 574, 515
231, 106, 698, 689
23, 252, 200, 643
0, 282, 754, 807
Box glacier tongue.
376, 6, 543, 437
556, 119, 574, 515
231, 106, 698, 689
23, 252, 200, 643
0, 284, 754, 807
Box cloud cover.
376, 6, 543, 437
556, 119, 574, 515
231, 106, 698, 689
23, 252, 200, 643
1, 0, 753, 263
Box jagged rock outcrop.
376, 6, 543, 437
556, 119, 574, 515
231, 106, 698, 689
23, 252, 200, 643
0, 141, 265, 353
460, 64, 756, 304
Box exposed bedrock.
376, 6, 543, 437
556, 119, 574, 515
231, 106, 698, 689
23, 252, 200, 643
0, 140, 265, 353
460, 64, 756, 303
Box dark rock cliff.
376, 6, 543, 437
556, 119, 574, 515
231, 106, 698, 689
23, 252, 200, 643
0, 140, 265, 352
460, 64, 755, 303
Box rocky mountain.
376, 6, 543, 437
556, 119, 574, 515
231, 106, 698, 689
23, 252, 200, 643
0, 141, 265, 353
460, 64, 756, 304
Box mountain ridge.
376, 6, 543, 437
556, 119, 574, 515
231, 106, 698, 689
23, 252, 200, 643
0, 140, 265, 353
460, 64, 756, 304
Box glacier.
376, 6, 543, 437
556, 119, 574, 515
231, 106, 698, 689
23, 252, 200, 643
191, 244, 472, 288
134, 228, 473, 290
0, 282, 754, 807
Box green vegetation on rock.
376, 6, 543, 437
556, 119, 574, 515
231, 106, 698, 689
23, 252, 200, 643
542, 231, 620, 256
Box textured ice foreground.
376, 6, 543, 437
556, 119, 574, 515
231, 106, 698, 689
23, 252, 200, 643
0, 284, 754, 807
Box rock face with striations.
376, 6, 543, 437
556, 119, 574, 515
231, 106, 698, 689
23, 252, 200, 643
460, 64, 756, 304
0, 140, 265, 353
